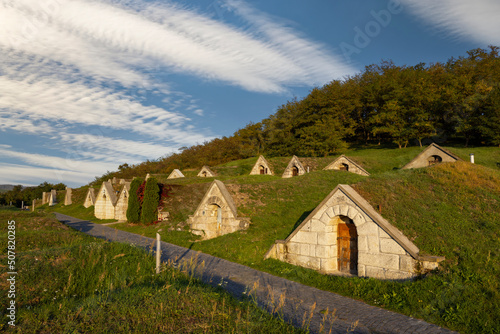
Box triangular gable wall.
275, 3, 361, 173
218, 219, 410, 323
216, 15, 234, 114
94, 181, 118, 220
282, 155, 306, 178
167, 169, 185, 179
64, 187, 72, 205
197, 166, 216, 177
265, 184, 443, 280
402, 143, 461, 169
187, 180, 249, 240
114, 182, 131, 221
83, 188, 96, 208
48, 189, 57, 207
323, 155, 370, 176
42, 192, 50, 205
249, 155, 274, 175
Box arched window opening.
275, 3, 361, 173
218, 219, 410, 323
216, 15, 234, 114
428, 155, 442, 165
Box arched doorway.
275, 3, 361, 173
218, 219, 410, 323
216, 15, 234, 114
337, 216, 358, 274
428, 155, 442, 166
340, 163, 349, 171
208, 204, 222, 232
292, 166, 299, 176
202, 171, 207, 177
259, 165, 265, 175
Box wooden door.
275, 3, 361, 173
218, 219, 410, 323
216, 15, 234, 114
337, 222, 358, 273
292, 166, 299, 176
260, 165, 265, 174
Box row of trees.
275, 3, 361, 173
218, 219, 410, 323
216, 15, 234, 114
93, 46, 500, 183
254, 46, 500, 155
0, 182, 66, 207
126, 177, 160, 224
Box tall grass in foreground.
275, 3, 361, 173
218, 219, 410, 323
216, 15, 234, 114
0, 210, 306, 333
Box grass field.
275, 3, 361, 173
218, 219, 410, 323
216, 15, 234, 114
47, 146, 500, 333
0, 209, 308, 333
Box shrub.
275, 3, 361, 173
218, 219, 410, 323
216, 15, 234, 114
126, 178, 142, 223
140, 177, 160, 224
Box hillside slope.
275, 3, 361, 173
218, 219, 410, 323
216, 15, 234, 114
50, 148, 500, 333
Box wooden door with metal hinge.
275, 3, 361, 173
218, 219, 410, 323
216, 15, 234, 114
337, 221, 358, 274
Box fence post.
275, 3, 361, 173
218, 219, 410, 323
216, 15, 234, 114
156, 233, 161, 274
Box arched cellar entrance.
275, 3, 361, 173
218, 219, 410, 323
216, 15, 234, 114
428, 155, 442, 166
335, 216, 358, 274
340, 163, 349, 171
259, 165, 265, 174
207, 203, 222, 232
292, 166, 299, 176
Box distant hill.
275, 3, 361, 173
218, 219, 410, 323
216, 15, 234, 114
0, 185, 16, 193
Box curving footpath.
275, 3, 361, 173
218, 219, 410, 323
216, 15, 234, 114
56, 213, 458, 334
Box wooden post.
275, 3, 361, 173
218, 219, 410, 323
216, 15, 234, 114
156, 233, 161, 274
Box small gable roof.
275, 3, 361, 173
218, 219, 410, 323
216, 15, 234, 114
282, 155, 306, 178
286, 184, 420, 259
402, 143, 462, 169
167, 169, 185, 179
98, 181, 118, 205
250, 155, 274, 175
196, 180, 238, 217
197, 166, 216, 177
323, 155, 370, 176
84, 188, 96, 206
117, 182, 131, 199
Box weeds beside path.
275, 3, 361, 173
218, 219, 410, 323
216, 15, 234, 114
56, 212, 458, 334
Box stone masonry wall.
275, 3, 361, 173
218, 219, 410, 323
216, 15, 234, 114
94, 184, 117, 220
268, 189, 421, 280
188, 182, 249, 240
324, 156, 369, 176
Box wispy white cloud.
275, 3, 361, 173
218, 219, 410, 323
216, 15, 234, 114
0, 73, 207, 144
0, 147, 117, 186
0, 0, 353, 93
0, 162, 97, 187
401, 0, 500, 45
0, 0, 354, 186
56, 133, 178, 163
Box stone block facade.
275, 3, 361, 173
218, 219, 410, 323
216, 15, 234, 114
282, 155, 306, 178
64, 187, 72, 205
265, 185, 444, 280
403, 143, 461, 169
83, 188, 96, 208
94, 181, 118, 220
187, 180, 250, 240
48, 189, 57, 207
323, 155, 370, 176
249, 155, 274, 175
42, 192, 50, 205
168, 169, 185, 179
198, 166, 216, 177
114, 182, 131, 221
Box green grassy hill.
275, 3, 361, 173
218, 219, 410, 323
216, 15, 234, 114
0, 209, 306, 333
48, 146, 500, 333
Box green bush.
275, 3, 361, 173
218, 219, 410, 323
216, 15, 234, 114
126, 178, 142, 223
140, 177, 160, 224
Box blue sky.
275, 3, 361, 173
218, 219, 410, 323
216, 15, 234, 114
1, 0, 499, 187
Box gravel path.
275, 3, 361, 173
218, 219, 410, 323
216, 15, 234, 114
56, 213, 458, 334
